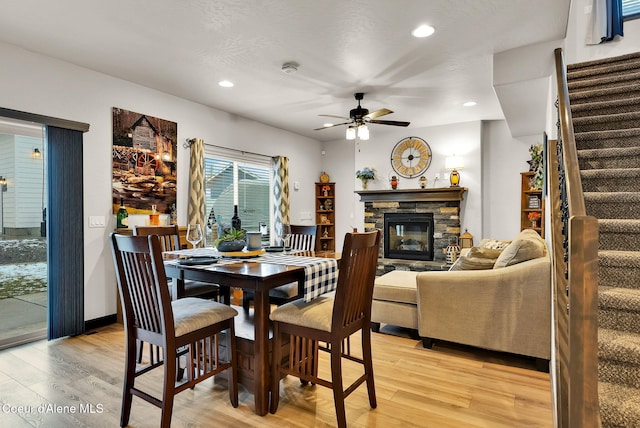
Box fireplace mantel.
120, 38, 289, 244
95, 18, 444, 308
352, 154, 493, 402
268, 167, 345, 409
355, 187, 467, 203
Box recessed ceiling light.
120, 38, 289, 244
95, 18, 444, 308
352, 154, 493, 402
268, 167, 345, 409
463, 101, 477, 107
218, 80, 234, 88
411, 24, 435, 38
323, 123, 333, 128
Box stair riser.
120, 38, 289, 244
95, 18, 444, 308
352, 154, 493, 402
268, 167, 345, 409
579, 156, 640, 170
599, 360, 640, 389
574, 118, 640, 133
571, 102, 640, 118
587, 202, 640, 219
582, 177, 640, 192
599, 232, 640, 251
599, 266, 640, 289
600, 309, 640, 335
571, 88, 640, 105
576, 137, 640, 150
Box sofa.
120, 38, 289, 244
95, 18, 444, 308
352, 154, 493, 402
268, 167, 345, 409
372, 229, 551, 365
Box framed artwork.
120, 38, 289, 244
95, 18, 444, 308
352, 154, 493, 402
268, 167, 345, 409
112, 108, 177, 215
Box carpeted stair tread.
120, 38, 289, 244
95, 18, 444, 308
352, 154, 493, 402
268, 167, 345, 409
598, 328, 640, 364
581, 168, 640, 192
568, 57, 640, 80
599, 286, 640, 313
571, 96, 640, 118
599, 218, 640, 234
598, 219, 640, 251
598, 250, 640, 268
570, 82, 640, 104
578, 147, 640, 170
568, 70, 640, 91
573, 111, 640, 133
598, 381, 640, 427
575, 128, 640, 150
567, 51, 640, 71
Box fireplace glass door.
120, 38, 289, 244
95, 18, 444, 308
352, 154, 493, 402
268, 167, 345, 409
384, 213, 434, 261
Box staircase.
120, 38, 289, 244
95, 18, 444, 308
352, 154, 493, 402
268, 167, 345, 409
567, 52, 640, 427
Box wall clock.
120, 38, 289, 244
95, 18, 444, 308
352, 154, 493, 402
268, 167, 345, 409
390, 137, 432, 178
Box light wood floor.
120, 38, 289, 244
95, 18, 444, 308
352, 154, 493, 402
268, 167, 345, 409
0, 324, 553, 427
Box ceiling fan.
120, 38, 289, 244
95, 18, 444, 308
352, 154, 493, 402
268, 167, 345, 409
314, 93, 410, 139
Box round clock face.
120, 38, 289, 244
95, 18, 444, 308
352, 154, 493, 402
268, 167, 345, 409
390, 137, 432, 178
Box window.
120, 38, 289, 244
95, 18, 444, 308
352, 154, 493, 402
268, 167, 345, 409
204, 146, 271, 237
623, 0, 640, 20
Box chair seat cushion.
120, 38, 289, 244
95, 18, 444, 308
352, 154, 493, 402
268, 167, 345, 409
269, 282, 299, 299
373, 271, 418, 304
172, 297, 238, 337
269, 295, 334, 332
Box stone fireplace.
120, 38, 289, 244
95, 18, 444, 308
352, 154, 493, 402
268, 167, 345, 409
356, 188, 467, 274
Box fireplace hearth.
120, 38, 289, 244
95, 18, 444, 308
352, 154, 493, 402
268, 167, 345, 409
384, 213, 434, 261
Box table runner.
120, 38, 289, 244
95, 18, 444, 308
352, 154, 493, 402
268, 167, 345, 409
164, 249, 338, 302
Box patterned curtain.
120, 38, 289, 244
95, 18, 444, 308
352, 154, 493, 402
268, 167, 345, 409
272, 156, 290, 243
188, 138, 206, 234
587, 0, 623, 45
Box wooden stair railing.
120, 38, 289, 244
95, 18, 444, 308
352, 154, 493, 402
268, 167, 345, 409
551, 47, 600, 428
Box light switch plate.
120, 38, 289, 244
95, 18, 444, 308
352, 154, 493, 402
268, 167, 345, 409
89, 215, 106, 228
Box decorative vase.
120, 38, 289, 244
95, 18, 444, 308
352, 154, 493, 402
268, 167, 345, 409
445, 238, 461, 264
361, 179, 368, 189
217, 240, 246, 252
390, 176, 399, 190
531, 220, 537, 228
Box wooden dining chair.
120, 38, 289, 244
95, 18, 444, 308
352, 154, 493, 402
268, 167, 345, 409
110, 233, 238, 428
242, 224, 319, 311
134, 225, 219, 300
269, 230, 381, 428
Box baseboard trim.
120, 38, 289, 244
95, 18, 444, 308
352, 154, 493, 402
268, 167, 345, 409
84, 314, 117, 332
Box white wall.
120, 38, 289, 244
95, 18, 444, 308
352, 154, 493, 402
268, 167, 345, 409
481, 121, 541, 240
0, 41, 322, 321
566, 0, 640, 63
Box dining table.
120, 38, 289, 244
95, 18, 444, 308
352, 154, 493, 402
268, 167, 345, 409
163, 247, 339, 416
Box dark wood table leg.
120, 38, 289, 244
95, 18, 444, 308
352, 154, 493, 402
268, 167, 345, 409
252, 285, 271, 416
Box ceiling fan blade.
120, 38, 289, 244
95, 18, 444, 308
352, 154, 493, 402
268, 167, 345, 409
319, 114, 351, 120
364, 108, 393, 120
369, 119, 411, 127
314, 121, 352, 131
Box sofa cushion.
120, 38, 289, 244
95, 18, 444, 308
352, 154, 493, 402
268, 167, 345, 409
373, 270, 418, 305
493, 229, 546, 268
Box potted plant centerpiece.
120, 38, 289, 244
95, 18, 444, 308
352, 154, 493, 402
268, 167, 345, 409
214, 227, 246, 252
356, 167, 377, 189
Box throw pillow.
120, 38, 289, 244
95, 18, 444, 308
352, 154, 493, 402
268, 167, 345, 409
479, 238, 511, 251
467, 246, 503, 259
449, 254, 497, 271
493, 230, 545, 268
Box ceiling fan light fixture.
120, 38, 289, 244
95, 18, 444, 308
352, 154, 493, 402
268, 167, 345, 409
357, 124, 369, 140
411, 24, 435, 38
346, 126, 356, 140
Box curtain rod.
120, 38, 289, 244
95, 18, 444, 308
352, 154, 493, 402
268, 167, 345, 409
184, 138, 274, 158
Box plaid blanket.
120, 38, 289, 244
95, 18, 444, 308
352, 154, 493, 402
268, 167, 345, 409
164, 249, 338, 302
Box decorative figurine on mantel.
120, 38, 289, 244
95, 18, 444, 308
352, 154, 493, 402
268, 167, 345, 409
390, 175, 399, 190
419, 176, 427, 189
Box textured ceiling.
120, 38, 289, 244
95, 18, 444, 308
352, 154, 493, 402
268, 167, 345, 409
0, 0, 570, 141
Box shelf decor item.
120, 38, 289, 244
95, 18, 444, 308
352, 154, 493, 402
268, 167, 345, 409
527, 143, 544, 190
356, 167, 376, 189
315, 182, 335, 251
528, 211, 541, 228
320, 171, 330, 183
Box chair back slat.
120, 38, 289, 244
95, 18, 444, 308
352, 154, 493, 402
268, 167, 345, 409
111, 233, 174, 337
332, 230, 381, 330
289, 224, 318, 251
134, 225, 181, 251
